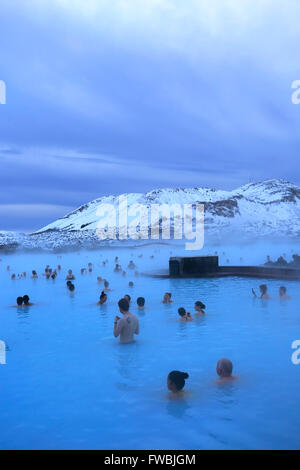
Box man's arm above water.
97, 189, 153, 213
113, 316, 122, 338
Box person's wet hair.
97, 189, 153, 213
168, 370, 189, 391
124, 294, 131, 302
137, 297, 145, 307
16, 296, 23, 306
118, 298, 129, 312
128, 281, 134, 287
195, 301, 206, 310
104, 280, 109, 288
178, 307, 186, 317
68, 284, 75, 292
100, 291, 107, 301
279, 286, 286, 294
32, 270, 37, 275
216, 358, 233, 378
259, 284, 267, 295
23, 295, 30, 305
66, 280, 72, 287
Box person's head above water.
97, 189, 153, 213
128, 281, 134, 287
118, 297, 129, 313
137, 297, 145, 307
279, 286, 287, 296
195, 301, 205, 310
259, 284, 268, 295
124, 294, 131, 303
68, 284, 75, 292
178, 307, 186, 317
216, 358, 233, 378
167, 370, 189, 392
104, 280, 109, 288
23, 295, 30, 305
163, 292, 171, 302
16, 296, 23, 306
66, 280, 72, 286
99, 291, 107, 303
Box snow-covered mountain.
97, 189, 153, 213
1, 179, 300, 251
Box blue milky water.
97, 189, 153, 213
0, 242, 299, 449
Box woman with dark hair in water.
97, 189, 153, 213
178, 307, 193, 322
97, 291, 107, 305
23, 295, 34, 306
194, 301, 206, 316
167, 370, 189, 395
31, 270, 38, 279
252, 284, 270, 299
15, 296, 23, 307
162, 292, 173, 304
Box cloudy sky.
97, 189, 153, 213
1, 0, 300, 231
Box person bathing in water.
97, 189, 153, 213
127, 260, 136, 269
252, 284, 270, 299
178, 307, 193, 322
14, 297, 24, 307
215, 358, 237, 384
279, 286, 290, 299
114, 264, 122, 273
66, 269, 75, 280
162, 292, 173, 304
103, 280, 112, 292
14, 295, 34, 307
113, 298, 139, 344
137, 297, 146, 310
97, 291, 107, 305
194, 301, 206, 316
23, 295, 34, 306
124, 294, 131, 304
167, 370, 189, 397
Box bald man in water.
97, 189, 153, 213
215, 358, 238, 383
113, 298, 139, 344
